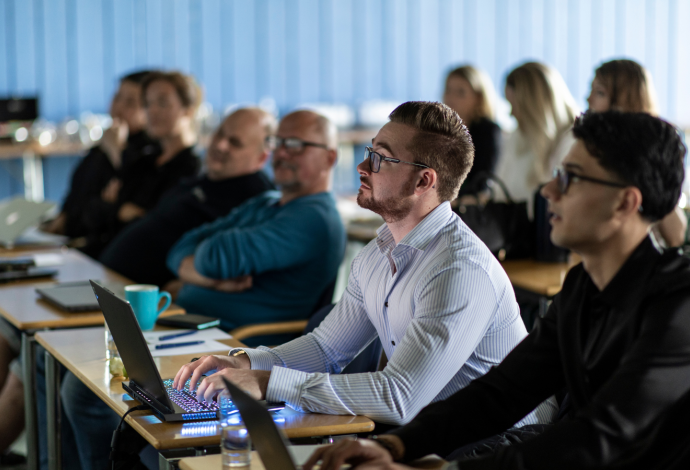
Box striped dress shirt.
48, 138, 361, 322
243, 202, 558, 425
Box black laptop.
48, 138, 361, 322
90, 280, 284, 422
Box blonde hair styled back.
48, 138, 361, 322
445, 65, 497, 121
506, 62, 578, 185
594, 59, 658, 115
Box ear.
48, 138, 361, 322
614, 186, 644, 219
324, 149, 338, 169
257, 149, 270, 168
414, 168, 438, 196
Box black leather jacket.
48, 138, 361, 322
392, 236, 690, 469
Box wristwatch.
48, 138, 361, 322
229, 348, 247, 358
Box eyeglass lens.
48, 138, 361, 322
365, 148, 381, 173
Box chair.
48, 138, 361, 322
229, 280, 336, 342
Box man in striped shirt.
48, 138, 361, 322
174, 101, 556, 427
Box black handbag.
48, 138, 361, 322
454, 173, 534, 260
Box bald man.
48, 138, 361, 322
99, 107, 277, 287
166, 110, 346, 331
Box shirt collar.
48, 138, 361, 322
375, 202, 454, 255
591, 235, 662, 308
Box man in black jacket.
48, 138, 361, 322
99, 107, 276, 287
305, 111, 690, 470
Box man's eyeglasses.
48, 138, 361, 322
364, 146, 432, 173
265, 136, 329, 155
552, 166, 628, 194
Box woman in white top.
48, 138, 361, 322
497, 62, 578, 218
587, 59, 687, 247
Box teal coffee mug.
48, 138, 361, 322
124, 285, 172, 331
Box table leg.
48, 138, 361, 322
22, 150, 44, 202
45, 350, 62, 470
21, 333, 38, 470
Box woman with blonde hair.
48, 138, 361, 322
443, 65, 501, 196
587, 59, 686, 246
496, 61, 578, 217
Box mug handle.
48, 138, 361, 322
157, 291, 172, 316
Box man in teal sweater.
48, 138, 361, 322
166, 110, 346, 330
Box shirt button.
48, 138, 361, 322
384, 302, 389, 307
391, 341, 395, 346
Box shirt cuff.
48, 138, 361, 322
242, 348, 281, 371
265, 366, 309, 408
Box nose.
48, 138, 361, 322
356, 158, 370, 176
214, 135, 229, 152
540, 176, 560, 202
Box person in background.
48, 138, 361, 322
166, 109, 345, 331
44, 70, 158, 237
497, 62, 578, 218
99, 107, 276, 287
79, 70, 201, 258
305, 111, 690, 470
588, 58, 687, 247
443, 65, 501, 197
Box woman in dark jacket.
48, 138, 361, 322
80, 71, 201, 258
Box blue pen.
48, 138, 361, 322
159, 330, 197, 341
154, 340, 205, 350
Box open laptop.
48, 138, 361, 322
90, 280, 284, 422
221, 377, 349, 470
0, 197, 55, 248
36, 281, 125, 312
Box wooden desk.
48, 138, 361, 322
500, 259, 569, 298
178, 452, 445, 470
0, 249, 183, 330
36, 328, 374, 467
0, 248, 182, 470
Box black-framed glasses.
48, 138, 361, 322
364, 146, 432, 173
553, 166, 628, 194
265, 136, 329, 155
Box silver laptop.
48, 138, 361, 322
0, 197, 55, 248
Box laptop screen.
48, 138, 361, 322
90, 280, 174, 410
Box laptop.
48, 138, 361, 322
36, 281, 125, 312
90, 280, 285, 422
0, 197, 55, 248
221, 377, 349, 470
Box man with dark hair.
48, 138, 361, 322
99, 107, 276, 287
172, 101, 556, 427
306, 111, 690, 470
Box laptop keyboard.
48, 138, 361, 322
163, 379, 220, 413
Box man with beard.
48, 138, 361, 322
166, 110, 346, 331
172, 102, 556, 428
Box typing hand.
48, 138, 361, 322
173, 354, 250, 392
303, 438, 402, 470
195, 369, 270, 402
214, 275, 253, 293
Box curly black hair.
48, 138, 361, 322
572, 111, 686, 222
